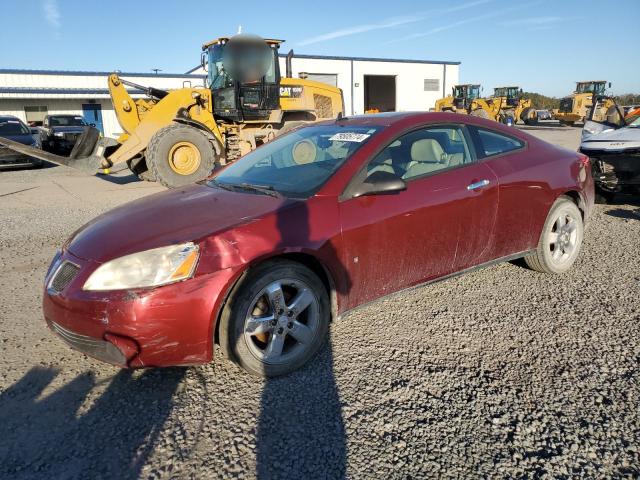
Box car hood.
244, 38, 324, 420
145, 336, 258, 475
0, 133, 35, 145
581, 125, 640, 151
67, 183, 291, 263
51, 126, 86, 133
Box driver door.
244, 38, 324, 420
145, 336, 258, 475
338, 125, 499, 311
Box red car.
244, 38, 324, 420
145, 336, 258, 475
43, 112, 594, 376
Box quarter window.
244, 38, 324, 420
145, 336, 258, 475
367, 126, 472, 181
475, 128, 524, 157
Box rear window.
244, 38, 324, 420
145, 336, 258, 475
0, 119, 30, 136
474, 128, 524, 157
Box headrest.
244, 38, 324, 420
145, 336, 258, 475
410, 139, 445, 163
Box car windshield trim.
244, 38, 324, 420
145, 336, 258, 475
208, 124, 383, 199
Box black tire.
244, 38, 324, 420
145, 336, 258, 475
524, 196, 584, 274
471, 109, 490, 119
521, 107, 535, 124
219, 259, 330, 377
146, 123, 219, 188
606, 105, 622, 125
594, 188, 615, 204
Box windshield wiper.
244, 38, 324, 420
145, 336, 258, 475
237, 183, 281, 197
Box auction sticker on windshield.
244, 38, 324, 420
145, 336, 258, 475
329, 132, 371, 142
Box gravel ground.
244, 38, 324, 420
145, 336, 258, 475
0, 126, 638, 479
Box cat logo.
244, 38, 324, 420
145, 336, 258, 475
280, 86, 304, 98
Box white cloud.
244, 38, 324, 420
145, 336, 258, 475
43, 0, 61, 29
386, 1, 541, 44
297, 0, 494, 46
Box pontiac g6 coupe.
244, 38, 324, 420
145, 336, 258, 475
43, 112, 594, 376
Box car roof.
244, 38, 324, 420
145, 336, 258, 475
320, 111, 494, 127
0, 115, 24, 122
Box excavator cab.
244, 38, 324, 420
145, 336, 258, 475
452, 84, 480, 110
203, 36, 282, 122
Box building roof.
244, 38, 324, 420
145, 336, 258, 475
0, 68, 205, 79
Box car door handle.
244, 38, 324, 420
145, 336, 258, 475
467, 179, 490, 191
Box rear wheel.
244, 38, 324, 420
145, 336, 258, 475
524, 196, 584, 274
146, 124, 220, 188
219, 260, 330, 377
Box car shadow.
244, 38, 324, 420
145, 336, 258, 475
605, 208, 640, 220
0, 366, 185, 479
255, 200, 350, 479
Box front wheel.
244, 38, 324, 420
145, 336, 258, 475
146, 123, 220, 188
219, 260, 330, 377
524, 196, 584, 274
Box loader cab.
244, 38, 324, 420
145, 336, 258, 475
204, 36, 282, 122
453, 84, 480, 110
494, 86, 521, 107
575, 81, 607, 96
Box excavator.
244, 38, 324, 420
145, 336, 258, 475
553, 81, 620, 126
492, 86, 536, 125
0, 35, 344, 188
433, 84, 502, 121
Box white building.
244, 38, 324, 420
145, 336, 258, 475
0, 53, 459, 139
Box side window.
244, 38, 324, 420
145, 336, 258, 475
475, 128, 524, 157
367, 126, 472, 181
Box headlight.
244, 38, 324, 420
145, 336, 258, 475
83, 242, 199, 291
54, 132, 65, 137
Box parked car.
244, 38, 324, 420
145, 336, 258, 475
535, 109, 552, 121
43, 112, 594, 376
580, 113, 640, 201
41, 114, 90, 154
0, 115, 43, 169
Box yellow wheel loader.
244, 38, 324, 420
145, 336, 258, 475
492, 86, 536, 125
433, 84, 502, 121
0, 35, 344, 188
553, 81, 620, 126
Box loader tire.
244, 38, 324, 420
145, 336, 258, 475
470, 109, 490, 119
521, 107, 536, 125
146, 124, 220, 188
606, 105, 622, 125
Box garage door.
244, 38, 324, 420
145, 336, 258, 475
306, 73, 338, 87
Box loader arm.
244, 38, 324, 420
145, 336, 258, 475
105, 75, 223, 167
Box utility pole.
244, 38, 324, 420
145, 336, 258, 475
151, 68, 162, 75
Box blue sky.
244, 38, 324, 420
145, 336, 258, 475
1, 0, 638, 97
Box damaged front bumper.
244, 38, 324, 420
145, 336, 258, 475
584, 149, 640, 193
42, 249, 242, 367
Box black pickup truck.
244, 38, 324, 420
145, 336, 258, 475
41, 114, 92, 154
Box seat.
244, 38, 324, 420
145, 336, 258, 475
368, 155, 395, 175
403, 139, 448, 179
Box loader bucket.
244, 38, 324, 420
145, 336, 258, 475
0, 126, 106, 174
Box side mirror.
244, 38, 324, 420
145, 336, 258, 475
520, 88, 523, 94
608, 82, 612, 88
352, 170, 407, 198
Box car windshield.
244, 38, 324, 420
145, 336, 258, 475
49, 116, 87, 127
0, 119, 30, 135
209, 124, 382, 198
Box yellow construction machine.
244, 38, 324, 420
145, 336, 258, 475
433, 84, 502, 120
492, 86, 536, 125
553, 81, 620, 126
0, 35, 344, 187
